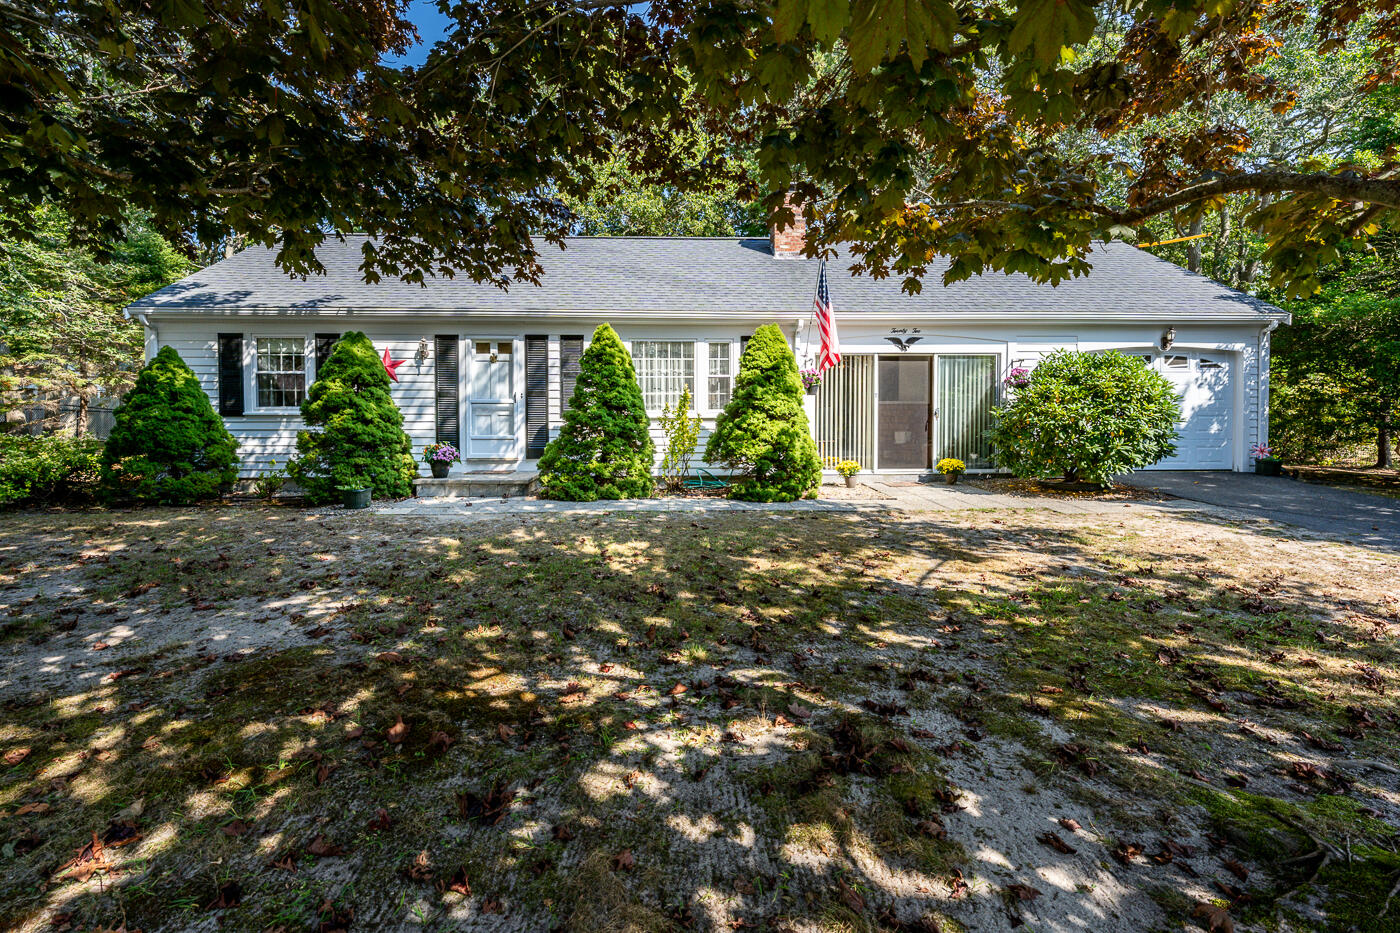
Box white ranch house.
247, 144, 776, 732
125, 221, 1289, 481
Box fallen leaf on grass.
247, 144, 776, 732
1192, 903, 1234, 933
269, 852, 297, 872
836, 876, 865, 912
367, 808, 392, 832
496, 723, 515, 742
305, 834, 344, 857
438, 867, 471, 897
207, 880, 242, 909
667, 682, 688, 696
1057, 817, 1082, 833
455, 783, 515, 825
1036, 831, 1076, 854
1222, 858, 1249, 881
552, 823, 575, 841
1112, 842, 1143, 865
386, 716, 408, 744
15, 802, 51, 816
405, 848, 433, 881
915, 819, 946, 839
222, 819, 251, 837
4, 747, 32, 766
1005, 883, 1041, 902
611, 849, 635, 872
315, 899, 353, 933
947, 868, 969, 898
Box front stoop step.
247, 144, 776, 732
414, 472, 539, 499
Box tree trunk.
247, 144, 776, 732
1240, 193, 1272, 286
75, 394, 89, 437
1213, 203, 1231, 281
1379, 414, 1393, 469
1186, 214, 1204, 273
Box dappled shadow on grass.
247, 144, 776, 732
0, 506, 1396, 931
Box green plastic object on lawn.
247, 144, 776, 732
684, 469, 729, 489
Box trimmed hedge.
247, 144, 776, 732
703, 323, 821, 501
288, 331, 416, 504
100, 346, 239, 503
538, 324, 655, 500
0, 435, 103, 508
989, 350, 1180, 485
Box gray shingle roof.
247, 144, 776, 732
130, 235, 1285, 318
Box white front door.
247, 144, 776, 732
1142, 351, 1235, 470
467, 339, 517, 459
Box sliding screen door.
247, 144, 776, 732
936, 355, 997, 469
878, 356, 932, 469
814, 356, 875, 468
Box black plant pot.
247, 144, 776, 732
430, 461, 451, 479
341, 487, 372, 510
1255, 459, 1283, 476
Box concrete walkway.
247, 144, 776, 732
1123, 470, 1400, 551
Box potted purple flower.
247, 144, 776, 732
423, 442, 460, 479
1251, 443, 1283, 476
800, 369, 823, 395
1003, 367, 1031, 390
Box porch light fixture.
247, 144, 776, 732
416, 337, 429, 363
1160, 327, 1176, 351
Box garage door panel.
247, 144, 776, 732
1141, 351, 1235, 470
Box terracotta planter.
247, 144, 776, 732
945, 473, 961, 485
430, 461, 451, 479
844, 474, 858, 488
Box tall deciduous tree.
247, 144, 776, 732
1270, 235, 1400, 467
0, 206, 188, 434
8, 1, 1400, 296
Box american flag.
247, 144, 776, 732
814, 260, 841, 372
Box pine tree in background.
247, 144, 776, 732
99, 346, 238, 503
704, 323, 821, 501
289, 331, 415, 504
538, 324, 655, 500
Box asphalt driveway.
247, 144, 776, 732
1124, 470, 1400, 550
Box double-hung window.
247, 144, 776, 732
707, 341, 734, 411
255, 337, 307, 409
632, 341, 695, 411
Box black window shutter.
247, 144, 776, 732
560, 335, 585, 411
217, 333, 244, 416
525, 336, 549, 458
434, 336, 459, 446
314, 333, 340, 372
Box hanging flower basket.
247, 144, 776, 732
800, 369, 823, 395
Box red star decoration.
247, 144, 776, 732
381, 347, 405, 382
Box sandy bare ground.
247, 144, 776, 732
1, 504, 1396, 932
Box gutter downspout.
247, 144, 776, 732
133, 311, 158, 362
1257, 319, 1281, 456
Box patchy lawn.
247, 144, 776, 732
1, 504, 1397, 932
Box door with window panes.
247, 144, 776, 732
467, 340, 516, 459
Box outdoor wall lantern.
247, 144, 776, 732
416, 337, 430, 364
1160, 327, 1176, 351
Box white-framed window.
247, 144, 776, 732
632, 340, 695, 411
255, 337, 307, 409
707, 341, 734, 411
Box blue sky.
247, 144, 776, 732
383, 0, 454, 69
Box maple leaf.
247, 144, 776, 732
611, 849, 635, 872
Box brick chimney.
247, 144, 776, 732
769, 192, 807, 257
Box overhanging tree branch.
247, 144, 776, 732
1111, 170, 1400, 224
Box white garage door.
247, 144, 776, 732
1136, 351, 1235, 470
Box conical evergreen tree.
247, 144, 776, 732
289, 331, 415, 504
704, 323, 821, 501
100, 345, 238, 503
538, 324, 655, 500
